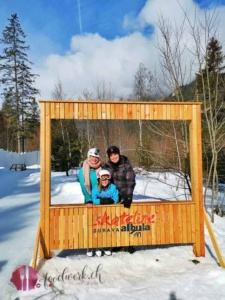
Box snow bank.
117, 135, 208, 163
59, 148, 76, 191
0, 149, 40, 168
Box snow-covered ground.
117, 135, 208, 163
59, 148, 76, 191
0, 166, 225, 300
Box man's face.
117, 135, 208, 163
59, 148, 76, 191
109, 153, 120, 163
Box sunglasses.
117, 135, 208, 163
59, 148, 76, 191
100, 176, 110, 181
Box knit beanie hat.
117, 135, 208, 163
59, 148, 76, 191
106, 145, 120, 157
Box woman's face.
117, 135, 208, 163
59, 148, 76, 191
89, 155, 100, 164
109, 153, 120, 163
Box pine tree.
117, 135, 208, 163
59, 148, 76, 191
0, 14, 40, 152
196, 37, 225, 107
196, 37, 225, 220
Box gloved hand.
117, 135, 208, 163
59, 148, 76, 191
99, 197, 114, 205
121, 195, 132, 208
86, 200, 93, 204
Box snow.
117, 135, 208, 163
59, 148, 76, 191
0, 164, 225, 300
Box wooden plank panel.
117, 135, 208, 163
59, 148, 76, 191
97, 206, 103, 248
73, 103, 79, 119
79, 101, 88, 120
116, 205, 121, 247
183, 104, 188, 120
149, 104, 154, 119
110, 103, 115, 120
69, 208, 74, 249
164, 205, 170, 244
140, 104, 145, 119
191, 204, 196, 243
162, 104, 167, 120
155, 206, 161, 244
153, 104, 158, 120
127, 104, 132, 120
128, 204, 135, 246
106, 206, 112, 247
55, 103, 60, 119
65, 103, 72, 119
157, 104, 163, 120
119, 104, 124, 120
111, 206, 117, 247
59, 209, 64, 249
64, 208, 69, 249
186, 204, 192, 243
131, 104, 137, 120
142, 205, 147, 246
166, 104, 171, 119
177, 204, 182, 243
102, 207, 107, 247
84, 102, 88, 120
130, 205, 140, 246
120, 210, 126, 247
88, 207, 93, 249
187, 104, 192, 119
49, 209, 55, 249
146, 205, 152, 245
145, 104, 150, 120
78, 103, 84, 119
122, 104, 128, 120
50, 103, 56, 119
170, 104, 175, 120
59, 103, 65, 119
136, 103, 141, 119
173, 205, 179, 243
169, 205, 174, 244
138, 205, 144, 246
106, 103, 111, 120
115, 103, 120, 119
92, 103, 97, 119
179, 104, 184, 120
73, 207, 79, 248
70, 102, 74, 119
83, 207, 88, 248
55, 208, 60, 249
97, 103, 102, 119
78, 207, 84, 248
160, 205, 165, 244
182, 205, 187, 243
101, 103, 106, 119
151, 205, 156, 245
92, 206, 98, 248
174, 104, 180, 120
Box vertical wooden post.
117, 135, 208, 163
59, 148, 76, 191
40, 102, 52, 258
189, 104, 205, 256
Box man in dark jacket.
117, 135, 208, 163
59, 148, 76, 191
104, 145, 136, 208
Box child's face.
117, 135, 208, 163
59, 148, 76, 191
100, 176, 110, 187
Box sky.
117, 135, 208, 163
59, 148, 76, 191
1, 0, 225, 102
0, 151, 225, 299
